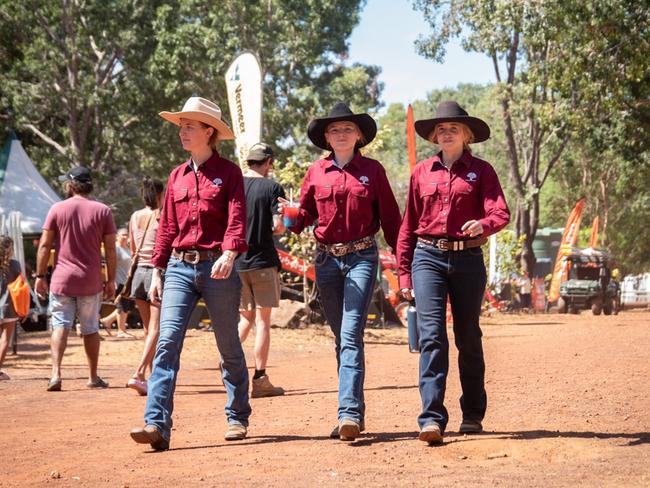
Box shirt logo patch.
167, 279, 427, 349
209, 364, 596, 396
466, 172, 477, 182
359, 176, 370, 185
212, 177, 223, 187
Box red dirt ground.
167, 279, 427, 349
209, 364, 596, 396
1, 306, 649, 487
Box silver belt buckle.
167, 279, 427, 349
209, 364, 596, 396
185, 250, 201, 264
436, 239, 449, 251
331, 243, 346, 257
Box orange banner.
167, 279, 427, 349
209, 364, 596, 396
548, 198, 585, 302
406, 104, 416, 174
589, 216, 599, 248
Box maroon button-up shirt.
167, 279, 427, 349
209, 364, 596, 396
397, 151, 510, 288
151, 151, 248, 269
290, 152, 402, 251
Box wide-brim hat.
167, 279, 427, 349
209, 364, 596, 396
414, 100, 490, 143
159, 97, 234, 140
307, 102, 377, 150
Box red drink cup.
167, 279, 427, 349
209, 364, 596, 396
283, 203, 300, 227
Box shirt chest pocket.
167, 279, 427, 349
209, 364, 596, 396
315, 186, 334, 224
198, 186, 224, 214
348, 185, 372, 212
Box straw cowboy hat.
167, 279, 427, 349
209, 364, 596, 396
159, 97, 234, 140
307, 102, 377, 150
415, 100, 490, 143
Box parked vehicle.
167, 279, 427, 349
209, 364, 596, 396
557, 249, 619, 315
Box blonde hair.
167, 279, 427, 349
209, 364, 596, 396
429, 123, 474, 153
0, 235, 14, 279
198, 121, 220, 150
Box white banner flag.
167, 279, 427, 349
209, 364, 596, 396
225, 51, 263, 165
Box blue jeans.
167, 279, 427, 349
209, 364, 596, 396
411, 241, 487, 432
315, 246, 378, 424
144, 257, 251, 441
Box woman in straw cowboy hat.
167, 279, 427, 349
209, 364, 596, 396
396, 101, 510, 445
130, 97, 251, 451
281, 102, 401, 441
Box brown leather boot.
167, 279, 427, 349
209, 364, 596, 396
251, 374, 285, 398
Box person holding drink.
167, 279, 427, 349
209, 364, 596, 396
281, 102, 401, 441
130, 97, 251, 451
396, 101, 510, 445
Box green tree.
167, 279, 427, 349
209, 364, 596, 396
0, 0, 380, 226
413, 0, 649, 275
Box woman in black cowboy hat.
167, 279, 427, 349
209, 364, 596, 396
281, 102, 401, 441
396, 101, 510, 444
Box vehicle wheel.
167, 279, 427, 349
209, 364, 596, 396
603, 300, 613, 315
557, 297, 567, 314
591, 303, 602, 315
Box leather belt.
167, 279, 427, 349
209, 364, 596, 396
317, 236, 375, 257
418, 235, 487, 251
172, 249, 221, 264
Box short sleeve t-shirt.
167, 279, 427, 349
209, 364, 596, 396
237, 177, 286, 271
115, 245, 132, 285
43, 196, 116, 296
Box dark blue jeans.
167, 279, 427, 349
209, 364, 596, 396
411, 241, 487, 432
144, 257, 251, 441
315, 246, 378, 424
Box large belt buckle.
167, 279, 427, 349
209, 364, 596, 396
184, 250, 201, 264
330, 243, 347, 257
436, 238, 449, 251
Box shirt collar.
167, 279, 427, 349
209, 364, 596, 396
321, 151, 363, 171
182, 150, 221, 174
429, 150, 473, 170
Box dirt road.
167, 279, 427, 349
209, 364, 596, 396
1, 308, 649, 487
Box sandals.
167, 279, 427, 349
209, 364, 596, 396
126, 377, 148, 396
86, 377, 109, 389
47, 378, 62, 391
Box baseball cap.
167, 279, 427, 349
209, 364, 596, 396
246, 142, 274, 162
58, 166, 92, 183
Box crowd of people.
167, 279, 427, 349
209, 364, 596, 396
3, 95, 511, 451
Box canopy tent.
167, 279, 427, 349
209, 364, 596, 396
0, 132, 61, 235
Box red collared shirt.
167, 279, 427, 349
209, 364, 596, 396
151, 151, 248, 268
291, 152, 401, 251
397, 151, 510, 288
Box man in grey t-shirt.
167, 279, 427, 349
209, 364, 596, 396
35, 166, 116, 392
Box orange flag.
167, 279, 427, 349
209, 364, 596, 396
406, 104, 416, 174
589, 216, 599, 248
548, 198, 585, 302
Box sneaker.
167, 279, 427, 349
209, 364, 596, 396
418, 423, 443, 445
338, 418, 361, 441
459, 419, 483, 434
330, 420, 365, 439
0, 371, 10, 381
87, 377, 109, 389
224, 423, 247, 441
126, 378, 148, 396
251, 375, 285, 398
130, 424, 169, 451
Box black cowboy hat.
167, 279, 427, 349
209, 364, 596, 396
307, 102, 377, 150
414, 100, 490, 143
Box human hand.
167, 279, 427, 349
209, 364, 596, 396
35, 277, 49, 300
461, 220, 484, 238
103, 281, 116, 301
148, 268, 163, 304
211, 251, 236, 279
400, 288, 414, 301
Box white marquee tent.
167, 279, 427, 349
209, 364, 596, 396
0, 131, 61, 235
